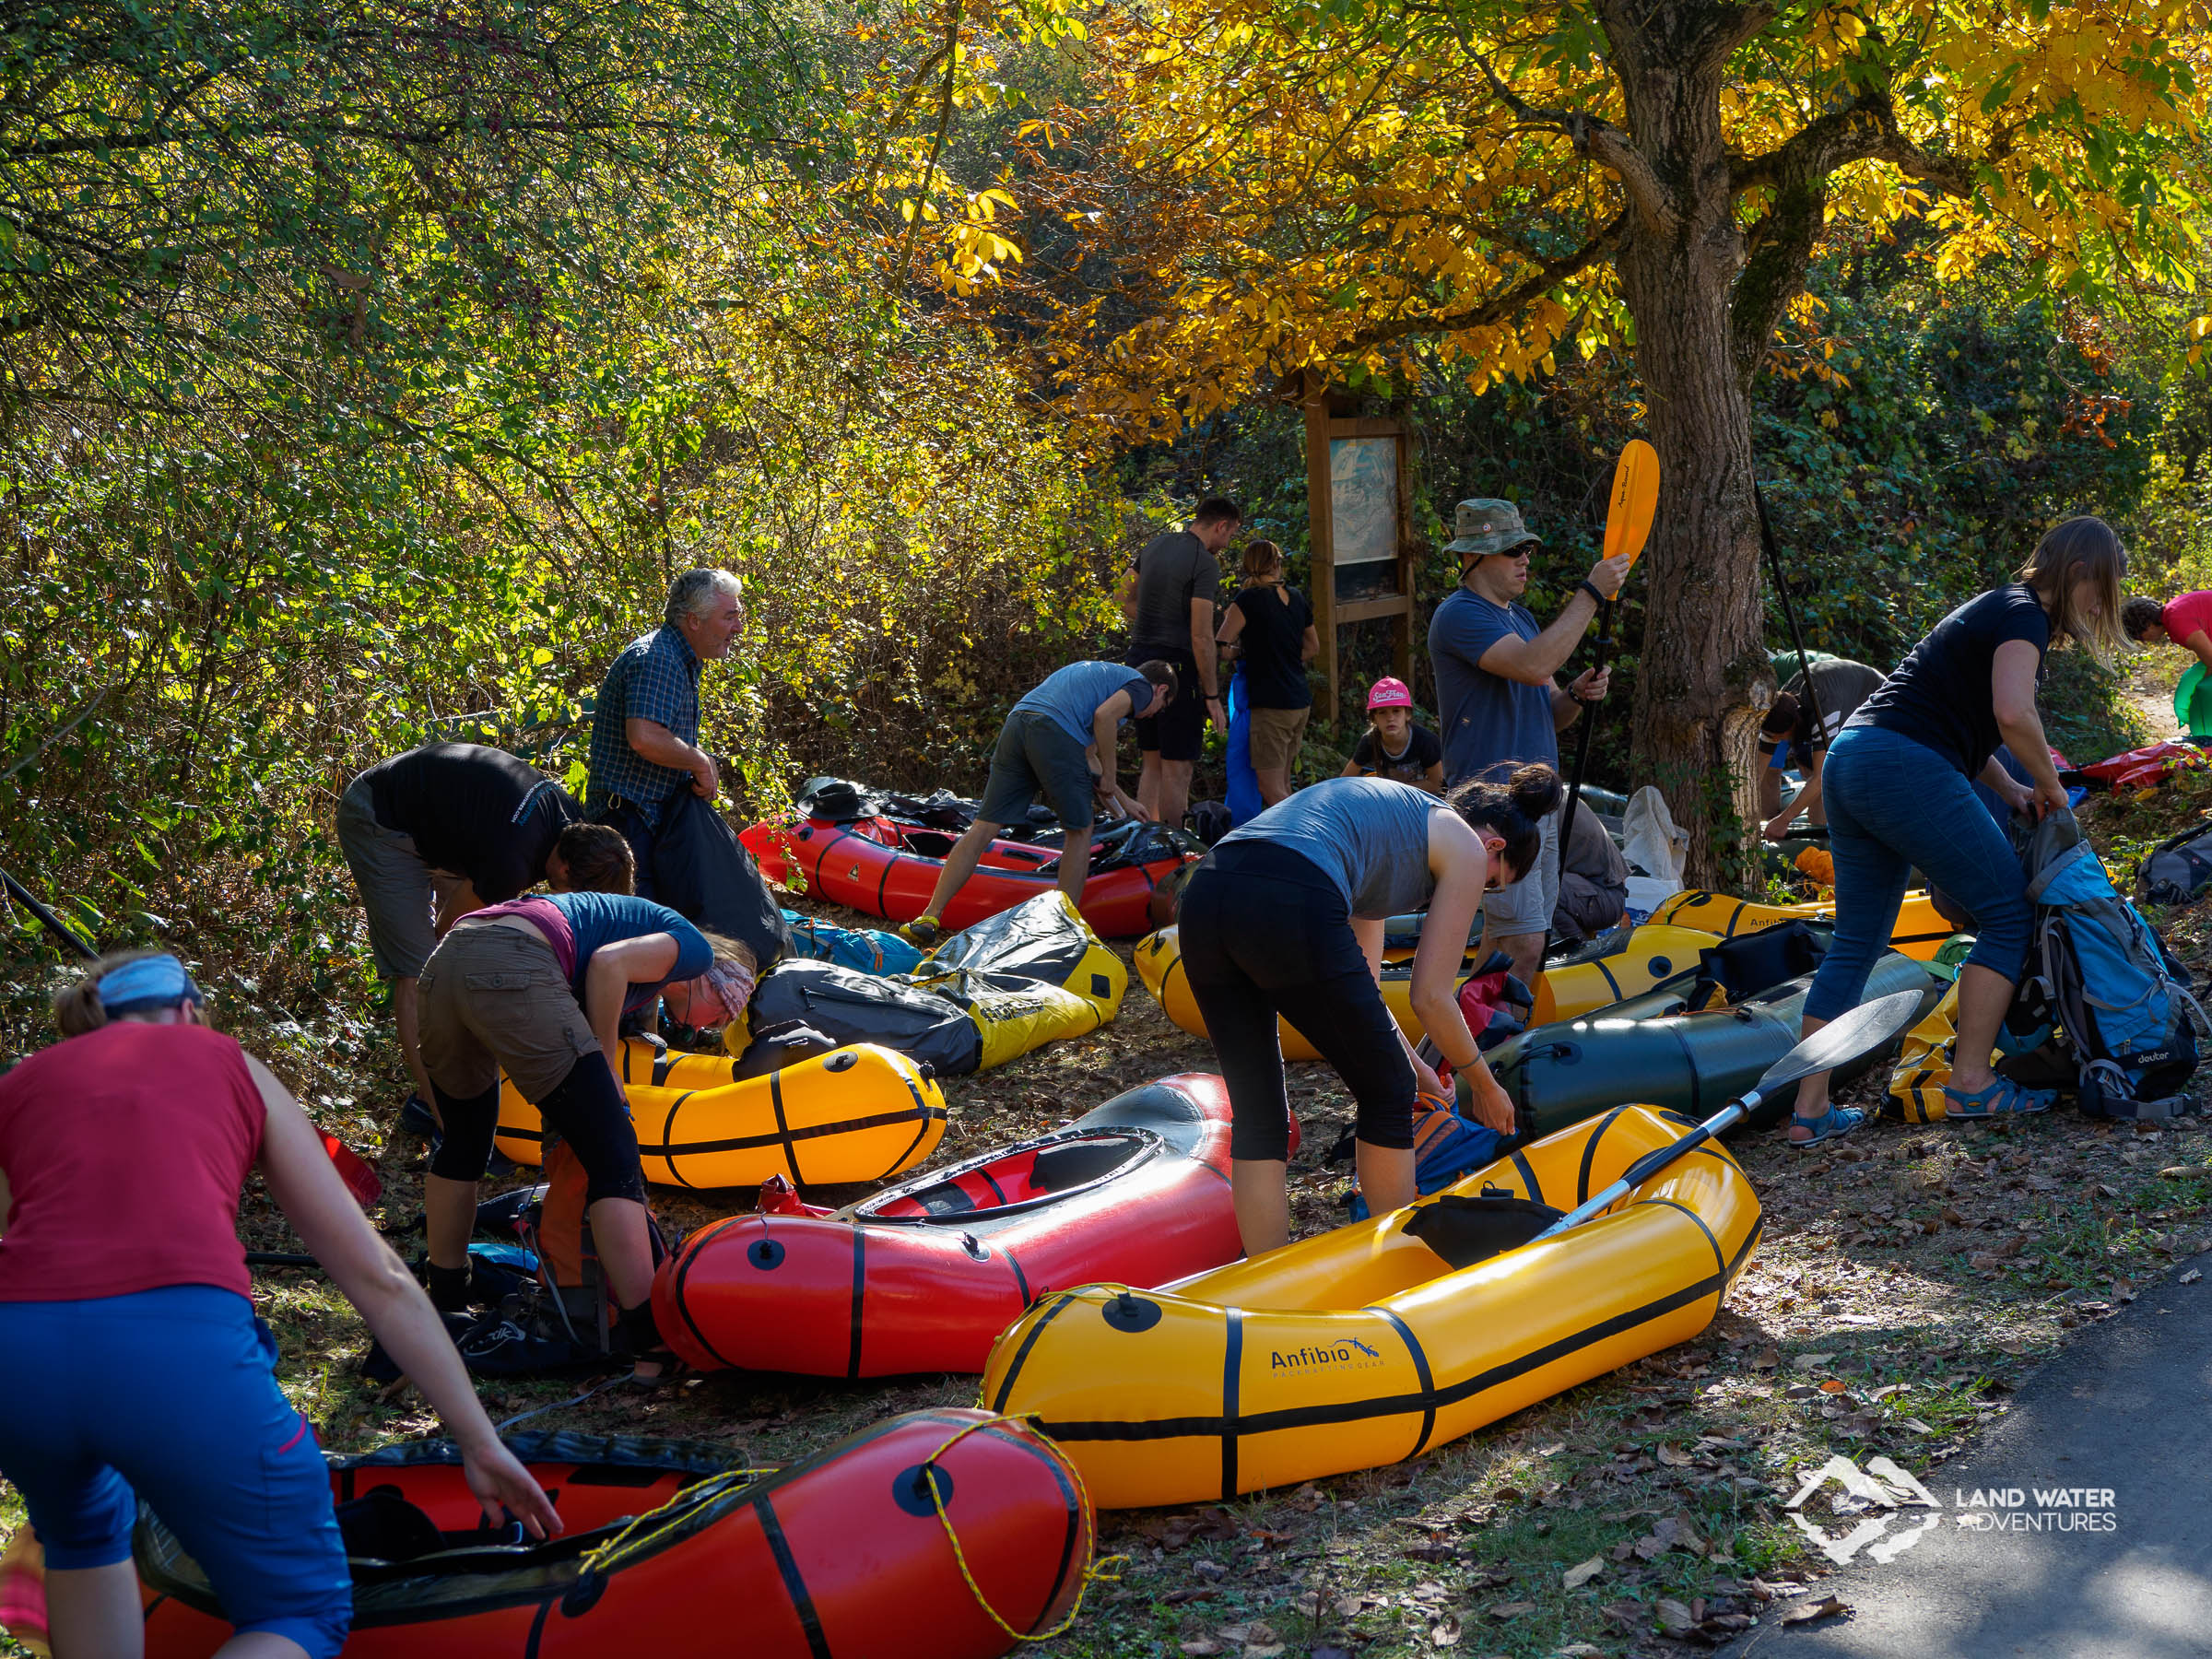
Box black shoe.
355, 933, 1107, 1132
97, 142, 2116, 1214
398, 1094, 441, 1139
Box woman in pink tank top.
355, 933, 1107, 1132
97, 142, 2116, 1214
0, 951, 559, 1659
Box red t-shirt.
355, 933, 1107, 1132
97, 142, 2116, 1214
0, 1022, 265, 1301
2163, 592, 2212, 645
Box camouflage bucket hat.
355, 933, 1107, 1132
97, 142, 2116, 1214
1442, 498, 1540, 559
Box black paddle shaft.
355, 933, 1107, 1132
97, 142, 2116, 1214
1560, 599, 1622, 846
0, 865, 97, 959
1753, 484, 1830, 755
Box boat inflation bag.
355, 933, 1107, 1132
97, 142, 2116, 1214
1487, 948, 1936, 1141
744, 958, 984, 1077
911, 891, 1127, 1018
980, 1104, 1759, 1510
136, 1411, 1099, 1658
1135, 924, 1477, 1061
906, 891, 1128, 1069
497, 1039, 947, 1190
1650, 888, 1950, 961
649, 787, 792, 968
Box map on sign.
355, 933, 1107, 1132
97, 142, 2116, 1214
1329, 437, 1397, 565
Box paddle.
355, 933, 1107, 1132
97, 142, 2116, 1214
1561, 440, 1659, 845
1754, 482, 1830, 792
1528, 987, 1924, 1241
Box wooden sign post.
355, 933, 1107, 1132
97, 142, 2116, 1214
1302, 389, 1415, 723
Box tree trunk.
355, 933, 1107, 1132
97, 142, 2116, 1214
1606, 3, 1774, 891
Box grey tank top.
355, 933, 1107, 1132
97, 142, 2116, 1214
1218, 776, 1441, 918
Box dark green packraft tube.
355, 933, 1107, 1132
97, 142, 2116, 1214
1489, 949, 1938, 1141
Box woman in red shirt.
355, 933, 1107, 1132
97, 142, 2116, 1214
0, 951, 558, 1659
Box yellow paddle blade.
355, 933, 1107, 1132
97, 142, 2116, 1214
1603, 438, 1660, 570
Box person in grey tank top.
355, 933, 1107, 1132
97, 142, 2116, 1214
1216, 776, 1443, 919
1178, 764, 1565, 1255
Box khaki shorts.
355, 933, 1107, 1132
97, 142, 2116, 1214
417, 924, 599, 1103
1248, 705, 1310, 771
335, 777, 436, 980
1482, 806, 1562, 939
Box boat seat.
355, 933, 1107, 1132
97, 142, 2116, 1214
1030, 1135, 1142, 1194
1401, 1192, 1565, 1270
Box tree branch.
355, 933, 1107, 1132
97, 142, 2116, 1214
1334, 208, 1631, 352
1463, 48, 1677, 238
1727, 85, 1977, 386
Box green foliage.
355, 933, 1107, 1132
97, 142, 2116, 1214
0, 5, 1125, 1060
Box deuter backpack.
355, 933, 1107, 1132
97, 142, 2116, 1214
2014, 810, 2207, 1119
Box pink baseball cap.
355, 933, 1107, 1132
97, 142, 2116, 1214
1367, 677, 1413, 712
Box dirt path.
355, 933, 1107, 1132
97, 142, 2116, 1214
2124, 647, 2185, 745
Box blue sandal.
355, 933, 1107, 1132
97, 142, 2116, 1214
1943, 1076, 2055, 1118
1788, 1104, 1867, 1149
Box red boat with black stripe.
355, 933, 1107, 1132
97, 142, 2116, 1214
652, 1075, 1290, 1378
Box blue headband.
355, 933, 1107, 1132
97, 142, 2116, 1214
95, 954, 205, 1015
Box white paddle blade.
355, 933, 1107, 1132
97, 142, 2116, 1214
1751, 989, 1925, 1097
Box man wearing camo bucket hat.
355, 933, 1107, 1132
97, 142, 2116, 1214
1427, 497, 1630, 985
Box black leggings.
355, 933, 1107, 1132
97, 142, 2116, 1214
429, 1052, 648, 1206
1178, 841, 1416, 1161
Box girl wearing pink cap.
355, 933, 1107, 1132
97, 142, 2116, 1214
1341, 677, 1444, 793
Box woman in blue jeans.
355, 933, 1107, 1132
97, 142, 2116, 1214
1789, 518, 2127, 1145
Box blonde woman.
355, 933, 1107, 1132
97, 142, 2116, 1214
1787, 517, 2127, 1145
1216, 540, 1318, 806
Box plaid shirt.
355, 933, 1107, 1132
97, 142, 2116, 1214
586, 625, 702, 829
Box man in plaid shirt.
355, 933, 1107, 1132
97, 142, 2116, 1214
587, 569, 744, 897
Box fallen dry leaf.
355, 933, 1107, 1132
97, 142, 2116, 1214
1244, 1647, 1285, 1659
1657, 1442, 1693, 1465
1430, 1615, 1462, 1647
1783, 1595, 1853, 1626
1562, 1556, 1606, 1589
1180, 1643, 1223, 1657
1655, 1598, 1695, 1634
1794, 1353, 1838, 1371
2181, 1268, 2204, 1286
1750, 1346, 1781, 1370
1487, 1601, 1535, 1619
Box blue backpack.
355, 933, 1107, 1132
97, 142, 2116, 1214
1343, 1101, 1504, 1221
2016, 811, 2206, 1119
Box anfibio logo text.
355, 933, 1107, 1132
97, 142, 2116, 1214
1271, 1337, 1383, 1371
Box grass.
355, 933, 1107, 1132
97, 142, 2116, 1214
6, 778, 2212, 1657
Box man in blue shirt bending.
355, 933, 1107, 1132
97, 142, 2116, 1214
1428, 498, 1627, 984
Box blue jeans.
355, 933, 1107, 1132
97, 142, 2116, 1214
0, 1286, 350, 1656
1804, 725, 2031, 1023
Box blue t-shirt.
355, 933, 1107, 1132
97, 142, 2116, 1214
544, 891, 712, 1013
1849, 585, 2050, 777
1428, 586, 1559, 785
1218, 776, 1441, 918
1013, 661, 1155, 747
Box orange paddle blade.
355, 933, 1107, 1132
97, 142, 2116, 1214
1603, 439, 1660, 570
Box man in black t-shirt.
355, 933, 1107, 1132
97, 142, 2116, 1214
1123, 496, 1239, 827
1758, 655, 1888, 838
336, 742, 583, 1124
